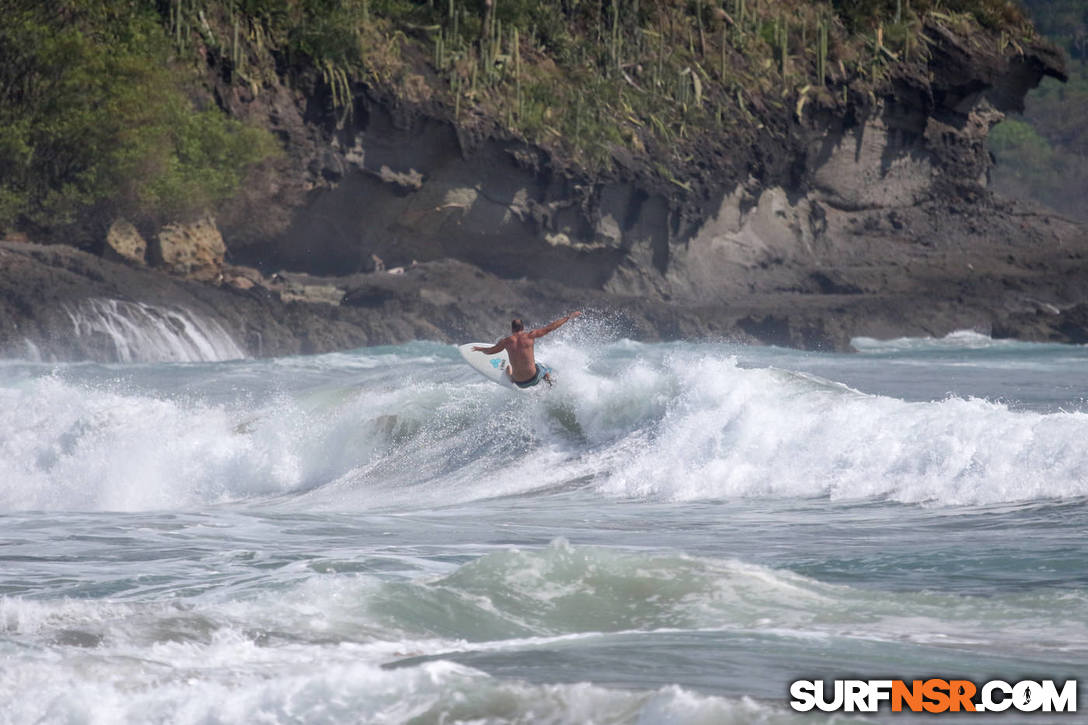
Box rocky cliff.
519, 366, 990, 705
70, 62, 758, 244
3, 2, 1087, 361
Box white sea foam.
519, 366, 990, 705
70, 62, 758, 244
3, 338, 1084, 725
0, 654, 825, 725
852, 329, 1020, 352
2, 341, 1087, 512
584, 352, 1088, 505
1, 546, 881, 724
0, 377, 311, 510
64, 297, 245, 362
1, 538, 1082, 724
11, 538, 1076, 653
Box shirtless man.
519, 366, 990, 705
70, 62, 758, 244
473, 311, 582, 388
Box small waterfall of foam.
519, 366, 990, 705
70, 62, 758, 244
65, 298, 245, 363
21, 338, 44, 362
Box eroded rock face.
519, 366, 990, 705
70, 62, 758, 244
212, 14, 1067, 318
258, 114, 630, 290
221, 264, 264, 291
809, 17, 1066, 213
151, 216, 227, 282
661, 186, 825, 301
103, 219, 147, 265
115, 10, 1074, 354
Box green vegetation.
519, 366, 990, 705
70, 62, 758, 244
187, 0, 955, 170
0, 0, 1041, 239
1017, 0, 1087, 61
988, 0, 1088, 220
0, 0, 277, 241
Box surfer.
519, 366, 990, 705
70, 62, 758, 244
473, 311, 582, 388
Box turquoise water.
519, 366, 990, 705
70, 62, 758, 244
1, 331, 1086, 722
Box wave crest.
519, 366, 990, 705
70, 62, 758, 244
3, 342, 1087, 511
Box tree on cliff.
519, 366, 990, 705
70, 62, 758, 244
0, 0, 276, 247
990, 0, 1088, 221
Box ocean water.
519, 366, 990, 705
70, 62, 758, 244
2, 324, 1086, 723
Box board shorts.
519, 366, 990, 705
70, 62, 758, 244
513, 362, 551, 389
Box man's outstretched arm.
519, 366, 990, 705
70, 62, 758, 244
529, 310, 582, 339
473, 338, 509, 355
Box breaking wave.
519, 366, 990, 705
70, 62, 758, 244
2, 340, 1087, 511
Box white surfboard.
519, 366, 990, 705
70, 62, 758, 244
459, 343, 552, 391
459, 343, 517, 389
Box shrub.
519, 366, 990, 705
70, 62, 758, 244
0, 0, 277, 239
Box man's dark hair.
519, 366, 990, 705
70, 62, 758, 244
511, 318, 524, 333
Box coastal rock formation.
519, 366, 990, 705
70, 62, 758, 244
5, 234, 1088, 364
150, 216, 227, 282
0, 241, 691, 361
221, 264, 263, 291
0, 241, 374, 361
103, 219, 147, 266
202, 12, 1080, 343
2, 6, 1086, 361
